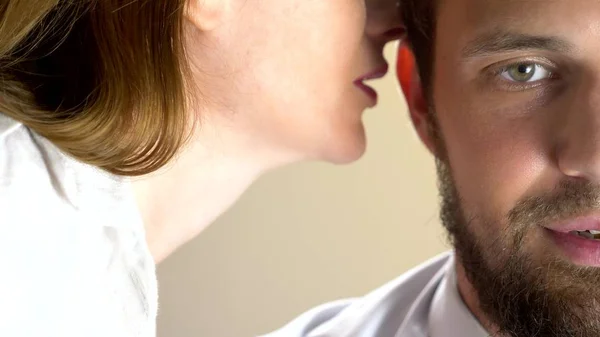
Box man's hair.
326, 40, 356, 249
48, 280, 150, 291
0, 0, 190, 176
401, 0, 437, 93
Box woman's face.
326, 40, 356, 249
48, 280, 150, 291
185, 0, 403, 164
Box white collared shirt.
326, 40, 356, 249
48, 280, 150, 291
0, 114, 157, 337
262, 252, 488, 337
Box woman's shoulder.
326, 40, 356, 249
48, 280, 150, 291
0, 111, 149, 245
0, 112, 157, 337
0, 112, 80, 204
0, 112, 24, 141
0, 112, 142, 226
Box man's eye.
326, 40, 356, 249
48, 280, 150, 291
500, 63, 552, 83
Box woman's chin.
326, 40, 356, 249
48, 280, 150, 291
272, 127, 367, 167
319, 130, 368, 165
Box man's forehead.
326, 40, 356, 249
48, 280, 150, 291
440, 0, 600, 28
437, 0, 600, 54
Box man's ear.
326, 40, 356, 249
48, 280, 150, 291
185, 0, 231, 32
397, 41, 436, 155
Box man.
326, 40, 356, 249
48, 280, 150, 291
263, 0, 600, 336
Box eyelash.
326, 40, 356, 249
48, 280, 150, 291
487, 59, 560, 91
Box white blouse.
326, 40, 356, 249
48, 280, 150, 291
0, 113, 157, 337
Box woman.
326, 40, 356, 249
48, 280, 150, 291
0, 0, 402, 336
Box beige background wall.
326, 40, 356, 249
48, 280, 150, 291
156, 44, 448, 337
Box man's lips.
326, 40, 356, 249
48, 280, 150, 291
543, 214, 600, 267
543, 214, 600, 233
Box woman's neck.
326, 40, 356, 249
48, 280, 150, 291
131, 116, 276, 263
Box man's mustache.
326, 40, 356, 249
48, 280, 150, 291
508, 179, 600, 231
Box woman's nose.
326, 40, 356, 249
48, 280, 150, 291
366, 0, 405, 44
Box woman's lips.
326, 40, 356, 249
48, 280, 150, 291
354, 81, 379, 103
354, 64, 389, 106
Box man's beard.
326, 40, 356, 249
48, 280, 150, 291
435, 132, 600, 336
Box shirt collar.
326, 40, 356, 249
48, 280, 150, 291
428, 255, 489, 337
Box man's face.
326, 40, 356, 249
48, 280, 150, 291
428, 0, 600, 335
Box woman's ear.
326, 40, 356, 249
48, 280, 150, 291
185, 0, 231, 32
397, 40, 437, 155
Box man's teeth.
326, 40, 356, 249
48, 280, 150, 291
570, 230, 600, 239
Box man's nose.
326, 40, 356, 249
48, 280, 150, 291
557, 78, 600, 182
365, 0, 404, 45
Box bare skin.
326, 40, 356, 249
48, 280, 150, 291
134, 0, 403, 263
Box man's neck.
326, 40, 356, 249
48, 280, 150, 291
455, 260, 502, 337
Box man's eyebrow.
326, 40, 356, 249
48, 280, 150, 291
461, 31, 574, 58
